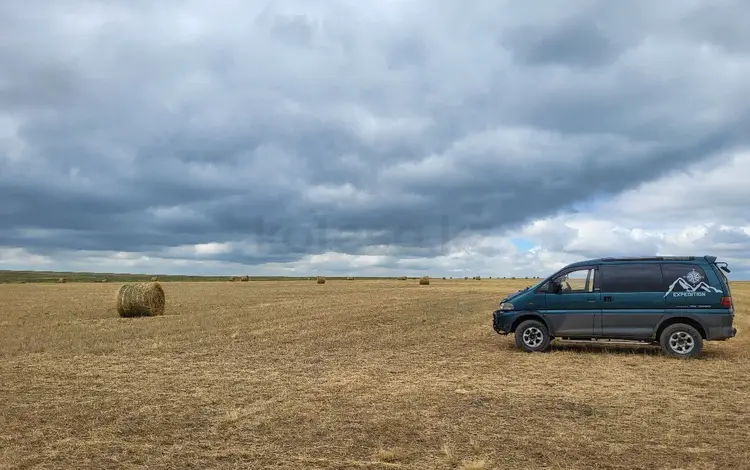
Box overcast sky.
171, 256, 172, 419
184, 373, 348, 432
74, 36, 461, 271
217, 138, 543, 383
2, 0, 750, 278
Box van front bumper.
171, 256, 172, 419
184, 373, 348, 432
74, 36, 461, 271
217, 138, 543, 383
492, 310, 512, 335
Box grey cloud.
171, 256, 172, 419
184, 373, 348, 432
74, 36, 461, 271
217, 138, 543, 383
503, 17, 621, 68
2, 0, 750, 272
385, 33, 429, 69
684, 0, 750, 54
706, 227, 750, 245
696, 226, 750, 256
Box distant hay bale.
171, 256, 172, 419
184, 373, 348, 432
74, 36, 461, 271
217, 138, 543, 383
442, 277, 446, 280
317, 276, 326, 284
57, 278, 66, 283
116, 282, 165, 317
397, 276, 407, 281
229, 276, 236, 282
151, 276, 158, 281
240, 275, 249, 282
474, 275, 481, 280
347, 276, 354, 280
464, 276, 469, 280
419, 276, 430, 285
102, 278, 108, 283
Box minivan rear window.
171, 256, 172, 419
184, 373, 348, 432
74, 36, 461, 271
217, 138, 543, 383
660, 264, 711, 292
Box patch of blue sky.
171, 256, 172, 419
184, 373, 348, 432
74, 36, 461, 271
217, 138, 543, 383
510, 237, 535, 251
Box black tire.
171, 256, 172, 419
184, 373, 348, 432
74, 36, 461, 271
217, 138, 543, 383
659, 323, 703, 358
514, 319, 551, 353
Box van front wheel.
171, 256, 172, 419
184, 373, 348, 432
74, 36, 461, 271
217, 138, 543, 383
514, 320, 551, 353
659, 323, 703, 358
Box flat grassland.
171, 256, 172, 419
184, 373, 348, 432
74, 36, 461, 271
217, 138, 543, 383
1, 279, 748, 470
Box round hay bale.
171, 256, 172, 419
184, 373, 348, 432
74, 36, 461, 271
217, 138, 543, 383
102, 278, 108, 283
151, 276, 158, 281
116, 282, 166, 317
57, 278, 66, 283
240, 275, 249, 282
442, 277, 446, 280
346, 276, 353, 280
474, 275, 481, 280
397, 276, 407, 281
419, 276, 430, 285
464, 276, 469, 280
317, 276, 326, 284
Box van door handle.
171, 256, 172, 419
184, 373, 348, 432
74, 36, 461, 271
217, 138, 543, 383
587, 297, 596, 302
604, 296, 613, 302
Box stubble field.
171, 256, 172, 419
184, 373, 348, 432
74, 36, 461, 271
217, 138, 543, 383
1, 278, 749, 470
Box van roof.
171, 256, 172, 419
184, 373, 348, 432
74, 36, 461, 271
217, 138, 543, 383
566, 255, 717, 268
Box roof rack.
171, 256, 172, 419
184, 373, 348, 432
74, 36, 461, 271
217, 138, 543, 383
600, 256, 695, 262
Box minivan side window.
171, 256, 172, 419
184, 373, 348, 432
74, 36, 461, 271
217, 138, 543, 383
599, 263, 663, 293
660, 264, 710, 291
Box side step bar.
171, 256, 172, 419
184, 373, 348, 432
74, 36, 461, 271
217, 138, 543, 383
555, 338, 656, 346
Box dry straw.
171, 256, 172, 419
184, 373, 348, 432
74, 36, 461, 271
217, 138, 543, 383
116, 282, 166, 317
317, 276, 326, 284
419, 276, 430, 285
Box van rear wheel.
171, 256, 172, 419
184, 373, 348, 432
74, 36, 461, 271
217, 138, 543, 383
514, 320, 551, 353
659, 323, 703, 358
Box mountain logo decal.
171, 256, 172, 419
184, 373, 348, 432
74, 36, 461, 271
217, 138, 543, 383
664, 269, 722, 297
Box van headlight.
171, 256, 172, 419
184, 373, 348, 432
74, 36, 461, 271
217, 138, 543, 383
499, 302, 514, 311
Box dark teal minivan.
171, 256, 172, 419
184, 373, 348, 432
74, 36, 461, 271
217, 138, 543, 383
492, 256, 736, 358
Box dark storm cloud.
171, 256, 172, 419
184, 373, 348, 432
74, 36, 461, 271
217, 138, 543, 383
2, 0, 750, 270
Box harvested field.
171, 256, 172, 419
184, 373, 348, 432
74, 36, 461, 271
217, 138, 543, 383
1, 278, 749, 469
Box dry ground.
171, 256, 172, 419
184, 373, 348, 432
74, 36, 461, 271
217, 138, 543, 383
1, 279, 749, 470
